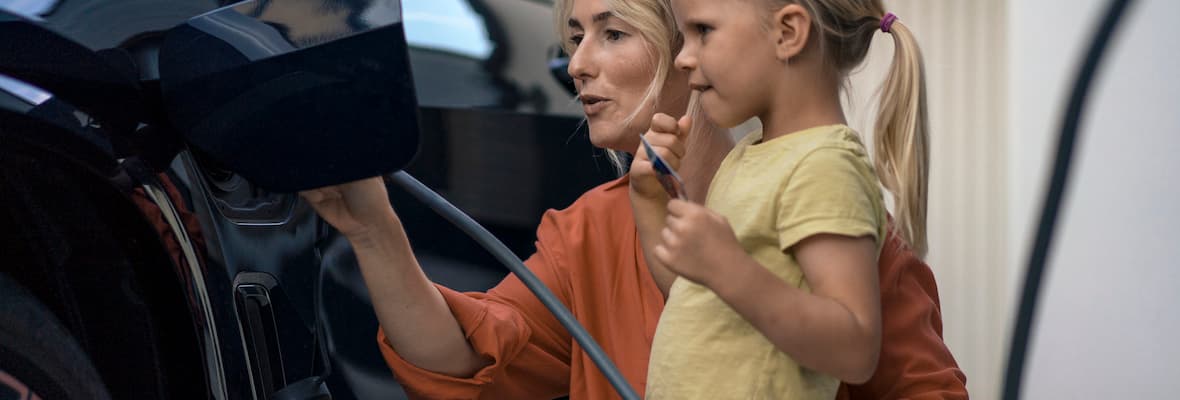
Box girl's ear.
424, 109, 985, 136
771, 4, 812, 62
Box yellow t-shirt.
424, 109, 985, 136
646, 125, 887, 400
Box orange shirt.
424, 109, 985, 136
378, 177, 967, 399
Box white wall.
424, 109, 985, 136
845, 0, 1180, 397
1011, 0, 1180, 398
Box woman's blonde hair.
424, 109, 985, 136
554, 0, 682, 175
765, 0, 930, 257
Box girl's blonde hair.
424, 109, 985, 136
554, 0, 683, 175
765, 0, 930, 257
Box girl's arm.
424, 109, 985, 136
654, 200, 881, 383
715, 234, 881, 384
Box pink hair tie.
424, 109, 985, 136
880, 12, 899, 33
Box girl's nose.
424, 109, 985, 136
674, 46, 697, 72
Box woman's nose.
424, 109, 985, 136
567, 44, 596, 81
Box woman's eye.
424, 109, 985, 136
605, 30, 626, 41
568, 34, 584, 47
697, 24, 712, 36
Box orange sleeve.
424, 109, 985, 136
377, 211, 575, 400
839, 232, 970, 400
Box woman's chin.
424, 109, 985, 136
587, 128, 629, 152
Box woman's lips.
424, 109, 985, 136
580, 95, 610, 116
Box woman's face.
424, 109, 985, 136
566, 0, 690, 153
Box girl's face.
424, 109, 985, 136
673, 0, 779, 128
567, 0, 689, 152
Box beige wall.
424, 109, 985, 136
843, 2, 1009, 399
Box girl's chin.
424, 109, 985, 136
705, 111, 743, 130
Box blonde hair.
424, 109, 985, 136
554, 0, 682, 175
764, 0, 930, 257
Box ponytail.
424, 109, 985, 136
873, 20, 929, 257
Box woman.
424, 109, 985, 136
300, 0, 967, 398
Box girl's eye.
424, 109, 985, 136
605, 29, 626, 41
569, 34, 584, 46
696, 24, 712, 36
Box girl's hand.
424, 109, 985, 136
654, 199, 746, 288
300, 176, 398, 244
630, 113, 690, 203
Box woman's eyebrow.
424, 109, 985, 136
568, 11, 615, 29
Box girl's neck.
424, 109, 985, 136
759, 76, 847, 142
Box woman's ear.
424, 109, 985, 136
771, 4, 812, 62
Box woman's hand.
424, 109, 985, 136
630, 113, 690, 203
300, 176, 398, 244
653, 199, 746, 288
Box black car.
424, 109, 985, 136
0, 0, 617, 398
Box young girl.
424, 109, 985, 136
632, 0, 929, 398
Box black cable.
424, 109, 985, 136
386, 171, 641, 400
1002, 0, 1135, 398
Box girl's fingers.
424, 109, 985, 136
665, 211, 689, 232
661, 226, 680, 249
643, 132, 687, 160
654, 244, 674, 266
650, 113, 679, 134
678, 115, 692, 138
667, 198, 692, 216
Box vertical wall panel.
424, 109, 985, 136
844, 2, 1008, 398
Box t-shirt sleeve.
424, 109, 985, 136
776, 147, 883, 251
377, 211, 575, 400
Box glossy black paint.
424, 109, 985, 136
159, 0, 420, 192
1, 0, 606, 399
0, 91, 208, 398
0, 16, 145, 139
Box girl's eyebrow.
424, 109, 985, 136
681, 16, 706, 26
568, 11, 615, 29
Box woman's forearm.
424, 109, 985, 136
631, 195, 676, 296
348, 214, 491, 377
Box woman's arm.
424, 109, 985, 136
630, 113, 692, 295
841, 231, 968, 399
350, 217, 491, 377
302, 178, 488, 377
307, 177, 579, 399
